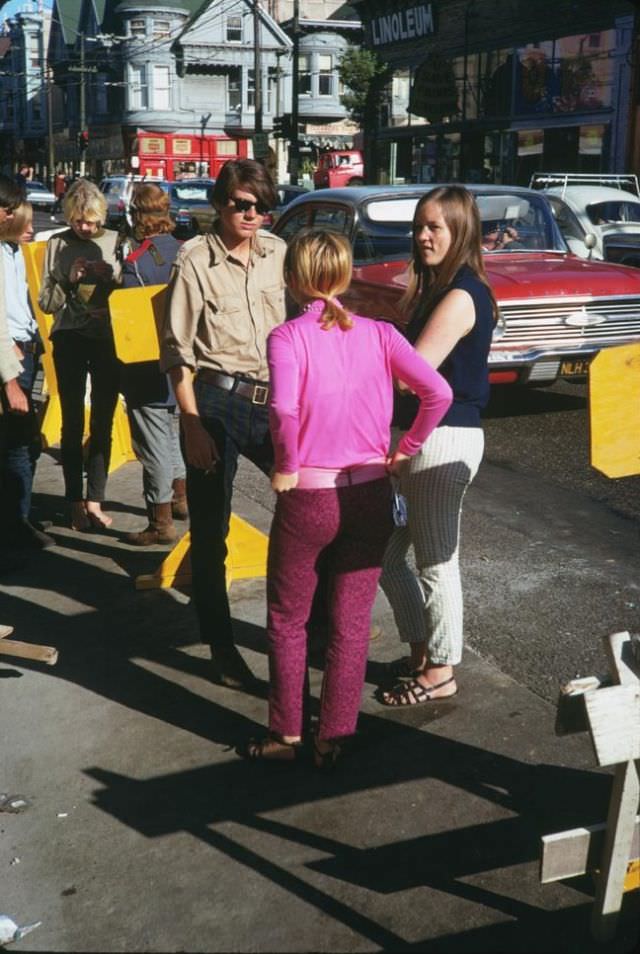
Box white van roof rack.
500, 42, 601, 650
529, 172, 640, 199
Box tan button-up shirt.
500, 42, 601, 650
160, 228, 286, 382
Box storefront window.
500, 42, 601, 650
391, 70, 411, 127
513, 31, 614, 116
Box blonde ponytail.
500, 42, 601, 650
285, 230, 354, 331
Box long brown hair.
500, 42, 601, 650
400, 185, 498, 323
130, 183, 174, 237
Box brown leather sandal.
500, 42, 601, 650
245, 734, 303, 762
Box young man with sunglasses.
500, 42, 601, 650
161, 159, 285, 689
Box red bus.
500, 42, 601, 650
125, 130, 250, 181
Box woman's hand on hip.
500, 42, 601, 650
272, 471, 298, 493
386, 450, 410, 477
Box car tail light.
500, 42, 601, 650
489, 370, 519, 384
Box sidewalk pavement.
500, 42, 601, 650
1, 450, 638, 953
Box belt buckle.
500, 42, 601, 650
252, 384, 269, 406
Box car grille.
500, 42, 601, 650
499, 296, 640, 346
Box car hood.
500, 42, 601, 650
355, 252, 640, 300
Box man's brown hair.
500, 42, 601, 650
211, 159, 277, 212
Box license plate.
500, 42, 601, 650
560, 358, 590, 377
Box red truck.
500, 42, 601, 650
313, 150, 364, 189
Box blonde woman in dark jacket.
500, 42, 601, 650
39, 178, 121, 531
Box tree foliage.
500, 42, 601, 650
338, 47, 390, 126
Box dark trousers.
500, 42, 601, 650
52, 330, 120, 502
187, 380, 273, 653
1, 350, 41, 527
267, 479, 394, 741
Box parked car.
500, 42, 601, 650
530, 173, 640, 269
262, 184, 309, 229
25, 180, 57, 211
167, 179, 216, 238
273, 185, 640, 387
99, 175, 169, 230
313, 150, 364, 189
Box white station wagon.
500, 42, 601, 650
530, 173, 640, 269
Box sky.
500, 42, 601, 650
1, 0, 53, 29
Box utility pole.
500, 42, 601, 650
253, 1, 263, 135
290, 0, 300, 184
68, 33, 97, 177
46, 64, 54, 187
79, 33, 86, 176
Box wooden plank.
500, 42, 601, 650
584, 685, 640, 766
589, 343, 640, 479
0, 640, 58, 665
591, 761, 640, 940
604, 630, 640, 687
541, 817, 640, 883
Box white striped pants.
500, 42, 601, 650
380, 426, 484, 666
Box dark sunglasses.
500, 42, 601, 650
229, 196, 270, 216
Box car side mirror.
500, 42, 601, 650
584, 232, 598, 259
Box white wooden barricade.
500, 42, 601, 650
541, 631, 640, 941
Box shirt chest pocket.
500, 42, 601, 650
261, 283, 285, 329
202, 294, 251, 350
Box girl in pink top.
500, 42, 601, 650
245, 231, 451, 766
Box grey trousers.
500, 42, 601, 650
380, 425, 484, 666
127, 405, 186, 506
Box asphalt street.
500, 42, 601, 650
1, 448, 639, 953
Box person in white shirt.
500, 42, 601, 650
1, 202, 54, 549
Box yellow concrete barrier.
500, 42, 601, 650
590, 343, 640, 479
135, 515, 268, 591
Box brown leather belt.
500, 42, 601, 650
197, 368, 270, 406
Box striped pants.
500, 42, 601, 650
380, 426, 484, 666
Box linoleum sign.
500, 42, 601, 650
371, 4, 435, 46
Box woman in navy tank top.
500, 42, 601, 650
380, 185, 497, 706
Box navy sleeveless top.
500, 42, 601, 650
400, 265, 495, 429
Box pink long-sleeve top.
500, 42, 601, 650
267, 299, 453, 475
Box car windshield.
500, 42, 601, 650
585, 200, 640, 225
170, 184, 211, 204
28, 182, 46, 191
358, 191, 562, 261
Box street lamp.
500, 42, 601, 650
200, 112, 211, 176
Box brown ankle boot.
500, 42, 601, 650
171, 478, 188, 519
125, 502, 178, 546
